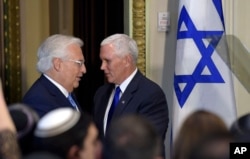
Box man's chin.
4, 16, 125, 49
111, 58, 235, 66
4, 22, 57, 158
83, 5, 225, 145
106, 79, 114, 83
74, 83, 79, 88
104, 76, 115, 83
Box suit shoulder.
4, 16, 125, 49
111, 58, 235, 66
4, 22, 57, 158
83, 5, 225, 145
138, 75, 164, 91
23, 79, 43, 95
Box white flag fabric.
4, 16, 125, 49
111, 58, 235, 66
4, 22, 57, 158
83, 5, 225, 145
173, 0, 237, 141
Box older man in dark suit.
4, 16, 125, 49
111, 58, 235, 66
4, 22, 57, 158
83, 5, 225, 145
22, 34, 86, 117
94, 34, 169, 158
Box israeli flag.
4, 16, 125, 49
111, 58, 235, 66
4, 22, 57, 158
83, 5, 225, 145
172, 0, 237, 141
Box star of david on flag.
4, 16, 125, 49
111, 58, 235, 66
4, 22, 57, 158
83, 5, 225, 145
172, 0, 237, 141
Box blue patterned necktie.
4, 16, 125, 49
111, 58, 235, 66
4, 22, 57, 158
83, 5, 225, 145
107, 86, 121, 126
68, 93, 79, 111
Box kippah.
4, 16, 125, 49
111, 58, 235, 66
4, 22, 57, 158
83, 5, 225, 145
35, 108, 80, 137
8, 103, 39, 139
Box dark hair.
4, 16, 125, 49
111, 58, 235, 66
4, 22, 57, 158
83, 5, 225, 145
104, 115, 161, 159
8, 103, 39, 155
33, 113, 93, 158
173, 110, 229, 159
230, 113, 250, 136
188, 132, 232, 159
23, 151, 62, 159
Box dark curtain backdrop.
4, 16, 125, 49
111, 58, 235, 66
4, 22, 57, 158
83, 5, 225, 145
73, 0, 124, 115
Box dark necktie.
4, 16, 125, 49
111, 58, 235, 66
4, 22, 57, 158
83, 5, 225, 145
68, 93, 79, 111
107, 86, 121, 126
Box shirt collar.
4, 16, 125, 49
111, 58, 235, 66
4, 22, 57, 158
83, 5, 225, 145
118, 68, 137, 93
43, 74, 69, 97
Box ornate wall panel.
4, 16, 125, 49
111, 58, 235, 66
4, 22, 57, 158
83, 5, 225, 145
0, 0, 3, 84
132, 0, 146, 75
2, 0, 21, 104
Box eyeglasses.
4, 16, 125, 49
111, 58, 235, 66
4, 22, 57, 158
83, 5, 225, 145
67, 59, 85, 67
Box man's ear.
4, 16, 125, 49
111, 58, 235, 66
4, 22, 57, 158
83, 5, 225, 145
53, 58, 61, 71
67, 145, 80, 159
124, 54, 133, 67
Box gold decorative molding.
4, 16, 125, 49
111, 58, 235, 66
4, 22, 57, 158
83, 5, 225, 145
132, 0, 146, 75
0, 0, 4, 82
3, 0, 21, 103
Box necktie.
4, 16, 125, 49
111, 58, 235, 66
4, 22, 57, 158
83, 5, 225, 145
68, 93, 79, 111
107, 86, 121, 126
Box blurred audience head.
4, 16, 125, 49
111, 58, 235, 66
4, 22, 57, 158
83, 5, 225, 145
230, 113, 250, 136
0, 80, 22, 159
104, 114, 162, 159
188, 132, 232, 159
33, 108, 101, 159
173, 110, 229, 159
8, 103, 39, 155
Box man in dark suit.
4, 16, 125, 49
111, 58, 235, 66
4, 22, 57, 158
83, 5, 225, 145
22, 34, 86, 117
94, 34, 169, 157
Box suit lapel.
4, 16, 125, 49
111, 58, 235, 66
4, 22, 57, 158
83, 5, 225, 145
112, 71, 142, 118
40, 75, 72, 105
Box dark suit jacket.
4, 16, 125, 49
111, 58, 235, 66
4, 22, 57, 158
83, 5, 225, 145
94, 71, 169, 142
22, 75, 81, 117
